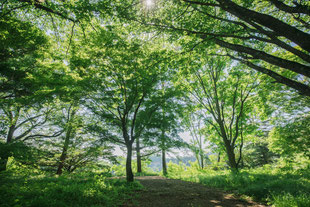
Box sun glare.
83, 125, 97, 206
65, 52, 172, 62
146, 0, 154, 7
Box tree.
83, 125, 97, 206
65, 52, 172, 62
80, 27, 167, 181
133, 0, 310, 96
0, 102, 63, 171
183, 110, 208, 169
38, 101, 116, 175
268, 114, 310, 160
1, 0, 112, 23
55, 102, 79, 175
180, 57, 258, 170
133, 74, 184, 175
0, 14, 94, 171
0, 16, 49, 102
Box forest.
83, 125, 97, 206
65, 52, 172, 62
0, 0, 309, 206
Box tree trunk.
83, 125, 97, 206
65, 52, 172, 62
7, 124, 15, 143
200, 152, 204, 169
56, 125, 72, 175
217, 0, 310, 53
217, 152, 221, 163
161, 127, 168, 176
224, 141, 238, 171
162, 149, 167, 176
136, 137, 142, 173
126, 143, 134, 182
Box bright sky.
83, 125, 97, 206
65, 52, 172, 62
113, 131, 193, 158
146, 0, 154, 7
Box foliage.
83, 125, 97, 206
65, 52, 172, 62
137, 0, 310, 96
178, 56, 260, 169
0, 170, 142, 207
1, 0, 310, 206
268, 114, 310, 160
166, 163, 310, 206
0, 16, 49, 104
0, 142, 42, 172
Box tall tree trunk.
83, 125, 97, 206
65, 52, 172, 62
199, 140, 204, 169
162, 148, 167, 176
136, 137, 142, 173
56, 106, 77, 175
200, 152, 204, 169
56, 126, 72, 175
126, 143, 134, 182
161, 127, 167, 176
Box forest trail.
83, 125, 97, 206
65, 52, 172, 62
125, 176, 266, 207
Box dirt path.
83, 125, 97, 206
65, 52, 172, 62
126, 176, 266, 207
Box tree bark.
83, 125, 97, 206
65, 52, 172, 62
268, 0, 310, 15
136, 137, 142, 173
214, 38, 310, 78
6, 124, 15, 144
162, 148, 167, 176
216, 0, 310, 53
126, 143, 134, 182
200, 152, 204, 169
56, 106, 76, 175
219, 118, 239, 170
161, 126, 168, 176
243, 60, 310, 97
224, 140, 238, 170
56, 125, 72, 175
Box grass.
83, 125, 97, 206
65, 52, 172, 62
0, 171, 143, 207
166, 163, 310, 207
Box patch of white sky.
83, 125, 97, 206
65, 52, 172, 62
145, 0, 155, 8
113, 131, 200, 158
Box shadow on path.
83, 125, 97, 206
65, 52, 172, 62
125, 176, 267, 207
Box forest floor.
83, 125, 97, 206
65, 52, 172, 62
124, 176, 267, 207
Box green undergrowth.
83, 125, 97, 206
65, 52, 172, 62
110, 158, 158, 177
166, 162, 310, 207
0, 171, 143, 207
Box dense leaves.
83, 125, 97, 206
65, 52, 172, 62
0, 0, 309, 206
